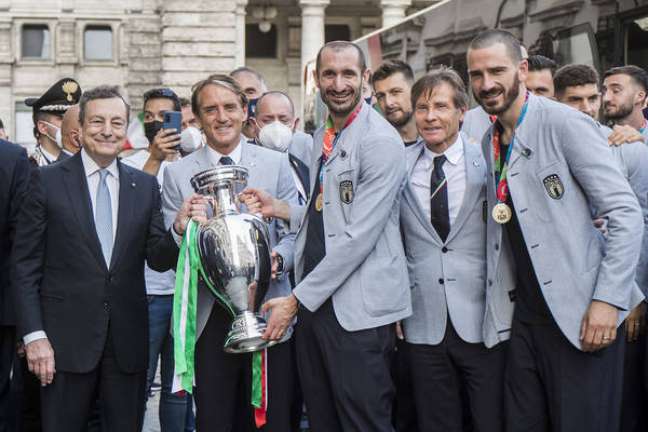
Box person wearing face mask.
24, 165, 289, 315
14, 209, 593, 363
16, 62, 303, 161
230, 66, 269, 139
252, 91, 312, 206
121, 87, 194, 432
25, 78, 82, 167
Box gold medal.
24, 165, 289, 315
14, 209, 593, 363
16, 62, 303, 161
315, 193, 324, 212
492, 202, 512, 224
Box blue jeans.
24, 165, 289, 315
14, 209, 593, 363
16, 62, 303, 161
146, 295, 192, 432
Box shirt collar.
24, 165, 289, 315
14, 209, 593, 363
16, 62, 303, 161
81, 148, 119, 179
424, 133, 464, 166
39, 146, 58, 163
205, 136, 244, 166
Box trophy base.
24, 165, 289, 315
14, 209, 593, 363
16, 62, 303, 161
224, 312, 279, 354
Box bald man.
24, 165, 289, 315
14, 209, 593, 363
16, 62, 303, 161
61, 104, 81, 155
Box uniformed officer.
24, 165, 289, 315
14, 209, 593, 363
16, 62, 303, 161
25, 78, 82, 166
258, 40, 411, 432
467, 29, 644, 431
555, 63, 648, 432
401, 67, 512, 431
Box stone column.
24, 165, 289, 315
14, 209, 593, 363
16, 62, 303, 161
235, 0, 248, 67
299, 0, 329, 71
380, 0, 412, 28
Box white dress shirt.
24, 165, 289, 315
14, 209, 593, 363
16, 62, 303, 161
205, 139, 243, 166
410, 134, 466, 226
24, 150, 121, 345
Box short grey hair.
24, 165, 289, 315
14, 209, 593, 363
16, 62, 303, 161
79, 85, 130, 125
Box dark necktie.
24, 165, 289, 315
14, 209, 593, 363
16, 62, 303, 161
430, 155, 450, 242
220, 156, 234, 165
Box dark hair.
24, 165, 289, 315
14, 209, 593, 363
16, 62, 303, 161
191, 74, 248, 116
32, 111, 61, 139
230, 67, 268, 89
468, 29, 523, 64
371, 60, 414, 86
554, 64, 599, 97
528, 55, 557, 75
603, 65, 648, 94
179, 97, 191, 108
316, 41, 367, 74
0, 118, 3, 129
79, 85, 130, 125
256, 91, 295, 117
142, 87, 181, 112
410, 66, 469, 111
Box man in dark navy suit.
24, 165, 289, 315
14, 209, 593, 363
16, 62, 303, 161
12, 85, 189, 432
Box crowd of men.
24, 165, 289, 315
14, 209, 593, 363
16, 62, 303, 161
1, 28, 648, 432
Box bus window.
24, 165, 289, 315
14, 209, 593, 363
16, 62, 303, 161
555, 23, 599, 70
625, 15, 648, 71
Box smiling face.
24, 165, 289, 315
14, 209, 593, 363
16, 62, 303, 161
80, 97, 128, 166
194, 83, 247, 152
373, 72, 413, 128
467, 43, 527, 115
414, 81, 464, 152
315, 46, 368, 117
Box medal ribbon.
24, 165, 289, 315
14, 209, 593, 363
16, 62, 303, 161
492, 93, 529, 203
639, 119, 647, 135
317, 102, 363, 198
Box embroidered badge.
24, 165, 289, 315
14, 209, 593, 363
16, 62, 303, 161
339, 180, 354, 204
543, 174, 564, 200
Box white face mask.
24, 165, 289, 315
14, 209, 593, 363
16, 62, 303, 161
180, 126, 203, 153
41, 121, 62, 149
258, 121, 293, 153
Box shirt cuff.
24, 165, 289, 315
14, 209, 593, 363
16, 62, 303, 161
171, 224, 183, 246
24, 331, 47, 345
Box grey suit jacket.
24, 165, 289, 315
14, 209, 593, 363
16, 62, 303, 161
481, 93, 644, 350
161, 138, 299, 339
293, 102, 412, 331
461, 106, 492, 144
289, 130, 313, 166
600, 125, 648, 298
401, 134, 514, 348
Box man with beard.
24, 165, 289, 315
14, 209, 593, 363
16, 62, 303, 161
555, 63, 648, 432
401, 67, 511, 432
372, 60, 418, 146
526, 55, 557, 98
468, 29, 643, 431
258, 41, 411, 432
603, 65, 648, 142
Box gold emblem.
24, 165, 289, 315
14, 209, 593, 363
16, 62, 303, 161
62, 81, 78, 102
315, 193, 324, 212
492, 202, 512, 224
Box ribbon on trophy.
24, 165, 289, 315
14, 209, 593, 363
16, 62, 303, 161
171, 220, 269, 426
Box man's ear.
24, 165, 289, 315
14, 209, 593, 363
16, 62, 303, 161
292, 117, 300, 132
36, 120, 49, 136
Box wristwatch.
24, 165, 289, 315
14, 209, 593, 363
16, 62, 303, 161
274, 253, 285, 278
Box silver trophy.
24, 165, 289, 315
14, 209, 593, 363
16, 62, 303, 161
190, 166, 277, 354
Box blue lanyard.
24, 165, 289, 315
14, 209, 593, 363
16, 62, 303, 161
495, 93, 530, 185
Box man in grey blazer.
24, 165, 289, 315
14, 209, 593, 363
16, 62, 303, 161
161, 75, 298, 432
401, 68, 512, 431
258, 41, 411, 432
554, 63, 648, 432
468, 30, 644, 431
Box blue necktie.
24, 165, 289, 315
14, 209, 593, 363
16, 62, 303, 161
220, 156, 234, 165
95, 169, 113, 266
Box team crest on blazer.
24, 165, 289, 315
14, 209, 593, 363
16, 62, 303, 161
543, 174, 564, 200
339, 180, 354, 204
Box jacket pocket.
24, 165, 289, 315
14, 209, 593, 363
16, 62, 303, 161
360, 255, 408, 317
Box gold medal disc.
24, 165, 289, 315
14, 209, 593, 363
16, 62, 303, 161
492, 203, 512, 224
315, 193, 324, 212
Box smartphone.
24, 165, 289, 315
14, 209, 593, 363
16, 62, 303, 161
163, 111, 182, 149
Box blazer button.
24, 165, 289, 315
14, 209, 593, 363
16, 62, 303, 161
488, 279, 493, 286
441, 247, 448, 253
438, 278, 444, 285
103, 301, 110, 312
494, 243, 499, 251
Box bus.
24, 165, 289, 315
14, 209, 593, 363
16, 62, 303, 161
302, 0, 648, 133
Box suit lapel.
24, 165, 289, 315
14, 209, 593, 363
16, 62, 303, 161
323, 103, 368, 167
62, 153, 107, 271
446, 135, 483, 243
505, 93, 537, 172
109, 161, 135, 271
403, 142, 442, 243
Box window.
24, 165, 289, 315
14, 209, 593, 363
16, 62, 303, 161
325, 25, 351, 43
625, 15, 648, 71
84, 26, 113, 61
22, 24, 50, 59
246, 24, 277, 58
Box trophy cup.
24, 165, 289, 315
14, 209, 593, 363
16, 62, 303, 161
190, 166, 277, 354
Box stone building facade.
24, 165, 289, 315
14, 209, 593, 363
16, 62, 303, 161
0, 0, 429, 147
